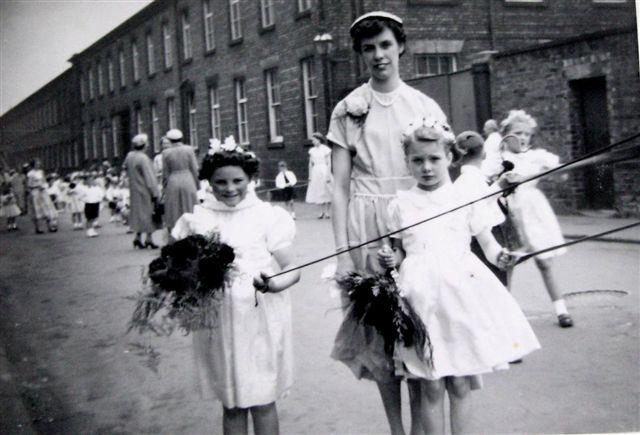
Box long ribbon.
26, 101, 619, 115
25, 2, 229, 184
514, 221, 640, 264
264, 132, 640, 279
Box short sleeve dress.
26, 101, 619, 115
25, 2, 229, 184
387, 184, 541, 381
502, 148, 566, 259
327, 80, 446, 382
171, 193, 296, 408
305, 145, 332, 204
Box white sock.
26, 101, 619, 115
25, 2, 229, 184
553, 299, 569, 316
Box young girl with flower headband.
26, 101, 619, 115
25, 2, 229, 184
328, 10, 447, 434
377, 117, 540, 434
171, 144, 300, 435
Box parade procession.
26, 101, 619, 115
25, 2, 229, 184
1, 1, 639, 434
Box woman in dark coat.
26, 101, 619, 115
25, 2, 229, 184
162, 129, 199, 231
124, 133, 160, 249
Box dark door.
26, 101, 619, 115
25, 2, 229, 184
572, 77, 614, 209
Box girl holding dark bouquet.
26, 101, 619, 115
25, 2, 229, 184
171, 145, 300, 435
377, 118, 541, 434
328, 11, 446, 434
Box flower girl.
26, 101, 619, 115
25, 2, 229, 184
171, 140, 300, 435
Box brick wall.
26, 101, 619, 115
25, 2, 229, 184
490, 28, 640, 216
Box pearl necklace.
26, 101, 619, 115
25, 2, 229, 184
371, 85, 400, 107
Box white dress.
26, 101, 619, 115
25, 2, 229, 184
503, 149, 566, 259
305, 145, 332, 204
387, 184, 541, 381
171, 193, 296, 408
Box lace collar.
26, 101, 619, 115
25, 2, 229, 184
200, 191, 260, 212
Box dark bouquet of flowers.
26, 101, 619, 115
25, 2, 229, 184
128, 232, 235, 335
336, 270, 433, 367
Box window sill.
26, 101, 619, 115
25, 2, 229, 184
259, 24, 275, 35
182, 57, 193, 66
502, 0, 547, 7
164, 65, 173, 73
408, 0, 460, 5
229, 37, 243, 47
592, 1, 628, 7
295, 9, 312, 20
267, 140, 285, 149
204, 48, 216, 57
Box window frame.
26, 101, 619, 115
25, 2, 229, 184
260, 0, 275, 28
146, 32, 156, 76
88, 66, 95, 100
118, 48, 127, 88
203, 0, 216, 52
413, 53, 457, 77
265, 68, 283, 143
162, 22, 173, 69
181, 10, 193, 61
297, 0, 312, 13
101, 123, 109, 158
91, 121, 98, 160
134, 107, 144, 134
150, 103, 160, 152
187, 92, 198, 148
208, 85, 222, 140
234, 78, 250, 145
301, 57, 319, 139
111, 115, 119, 157
132, 40, 140, 82
97, 60, 104, 96
107, 57, 115, 92
167, 97, 177, 129
229, 0, 243, 41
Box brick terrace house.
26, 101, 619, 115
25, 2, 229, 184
1, 0, 636, 184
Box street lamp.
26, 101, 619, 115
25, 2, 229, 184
313, 33, 334, 131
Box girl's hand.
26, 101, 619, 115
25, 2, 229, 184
498, 172, 524, 187
253, 271, 273, 293
496, 249, 518, 270
377, 246, 396, 270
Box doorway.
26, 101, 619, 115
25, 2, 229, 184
571, 76, 614, 209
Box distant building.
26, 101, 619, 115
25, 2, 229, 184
1, 0, 636, 186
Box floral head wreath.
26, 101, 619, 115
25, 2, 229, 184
208, 135, 256, 158
402, 116, 455, 145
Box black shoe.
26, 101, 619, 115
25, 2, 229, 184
558, 314, 574, 328
144, 241, 158, 249
133, 239, 144, 249
510, 358, 523, 364
35, 229, 44, 234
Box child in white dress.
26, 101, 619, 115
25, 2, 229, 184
377, 118, 540, 434
171, 147, 300, 435
1, 182, 21, 231
66, 177, 85, 230
496, 110, 574, 328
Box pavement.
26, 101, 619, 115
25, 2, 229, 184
0, 205, 638, 434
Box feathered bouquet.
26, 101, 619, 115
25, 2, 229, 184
128, 232, 236, 335
336, 270, 433, 367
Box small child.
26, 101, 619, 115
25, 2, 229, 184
493, 109, 574, 328
171, 146, 300, 435
105, 175, 121, 223
274, 160, 297, 219
116, 178, 131, 227
377, 117, 540, 434
0, 182, 21, 231
66, 177, 85, 230
80, 174, 105, 237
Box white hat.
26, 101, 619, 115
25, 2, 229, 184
131, 133, 148, 147
350, 11, 403, 31
166, 129, 183, 141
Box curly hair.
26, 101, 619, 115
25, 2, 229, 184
500, 109, 538, 135
199, 151, 260, 181
402, 125, 461, 164
350, 18, 406, 54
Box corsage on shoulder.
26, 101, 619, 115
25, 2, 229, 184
335, 92, 370, 127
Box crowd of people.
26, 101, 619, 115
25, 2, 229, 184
0, 10, 578, 435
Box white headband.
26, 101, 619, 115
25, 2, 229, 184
350, 11, 403, 31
